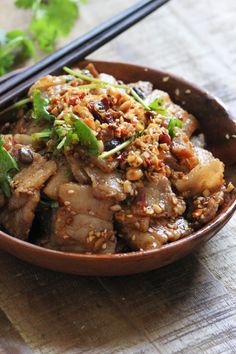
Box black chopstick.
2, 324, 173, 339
0, 0, 170, 110
0, 0, 158, 96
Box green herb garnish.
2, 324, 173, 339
0, 29, 35, 76
99, 132, 141, 160
149, 98, 167, 115
32, 90, 55, 122
63, 66, 150, 110
0, 135, 19, 197
73, 115, 99, 156
15, 0, 81, 53
168, 118, 183, 139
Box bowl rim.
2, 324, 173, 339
0, 60, 235, 261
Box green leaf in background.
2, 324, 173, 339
0, 135, 19, 198
32, 90, 55, 122
0, 29, 35, 76
17, 0, 80, 53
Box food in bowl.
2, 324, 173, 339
0, 63, 234, 254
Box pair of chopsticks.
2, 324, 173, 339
0, 0, 170, 110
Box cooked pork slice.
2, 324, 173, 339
58, 183, 114, 221
65, 153, 90, 184
0, 152, 56, 240
175, 147, 225, 196
51, 183, 116, 253
171, 133, 199, 171
115, 209, 150, 232
131, 175, 186, 218
44, 158, 72, 200
182, 114, 199, 137
53, 209, 115, 253
119, 217, 192, 251
90, 156, 119, 173
28, 75, 68, 95
85, 166, 126, 201
12, 153, 57, 192
0, 191, 40, 240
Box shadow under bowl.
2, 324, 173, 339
0, 60, 235, 276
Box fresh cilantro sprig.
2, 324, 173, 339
0, 29, 34, 76
0, 135, 19, 197
32, 90, 55, 122
15, 0, 83, 53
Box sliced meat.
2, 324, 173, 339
85, 166, 126, 201
175, 147, 225, 196
50, 183, 116, 253
90, 156, 119, 173
0, 152, 56, 240
171, 133, 199, 171
182, 114, 199, 138
12, 153, 57, 193
65, 152, 90, 184
53, 209, 115, 253
0, 191, 40, 240
58, 183, 114, 221
131, 175, 186, 218
44, 158, 72, 200
119, 217, 192, 251
115, 208, 150, 232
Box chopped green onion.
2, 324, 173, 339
168, 118, 183, 139
57, 136, 67, 150
98, 132, 142, 160
149, 98, 167, 115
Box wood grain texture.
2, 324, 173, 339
0, 0, 236, 353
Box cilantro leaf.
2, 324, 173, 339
168, 118, 183, 139
0, 135, 19, 197
0, 29, 34, 76
32, 90, 55, 122
73, 115, 99, 156
30, 0, 79, 53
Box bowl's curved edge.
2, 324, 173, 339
0, 60, 235, 276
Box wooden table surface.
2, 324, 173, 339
0, 1, 236, 353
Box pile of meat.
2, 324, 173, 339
0, 64, 232, 254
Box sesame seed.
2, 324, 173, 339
162, 76, 170, 82
67, 189, 75, 195
225, 134, 230, 139
175, 88, 180, 96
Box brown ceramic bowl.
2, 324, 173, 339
0, 60, 236, 276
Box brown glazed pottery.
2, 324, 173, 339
0, 60, 235, 276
